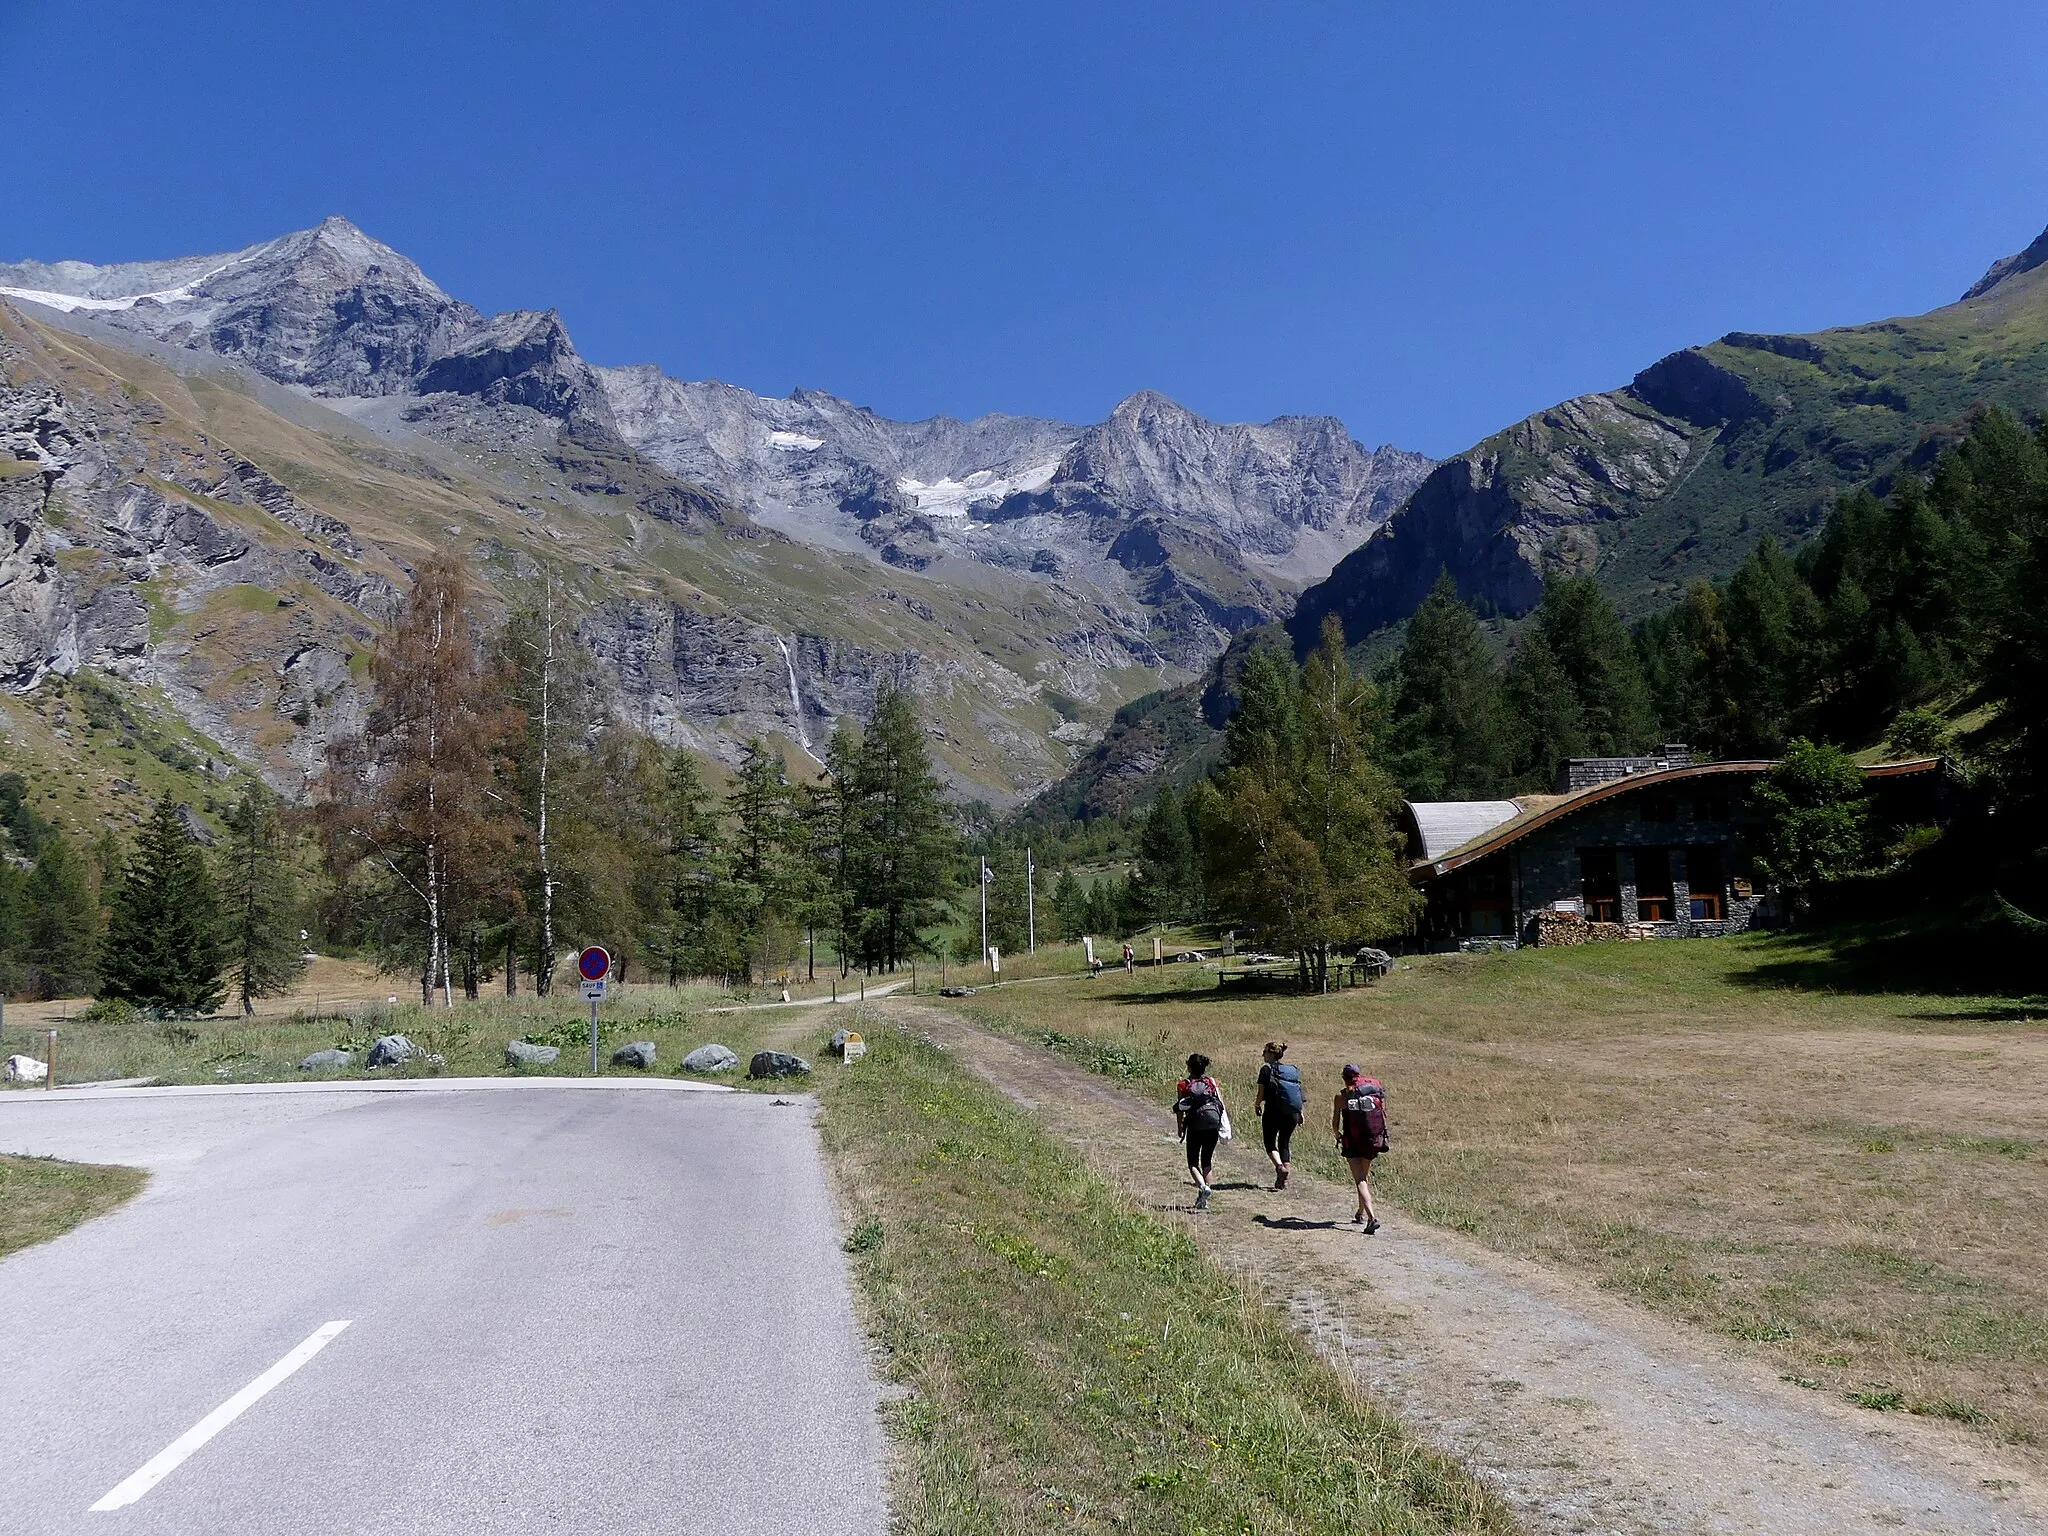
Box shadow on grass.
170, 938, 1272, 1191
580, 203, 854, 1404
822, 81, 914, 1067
1102, 980, 1374, 1007
1728, 907, 2046, 1007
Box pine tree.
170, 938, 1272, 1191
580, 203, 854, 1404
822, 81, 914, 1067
99, 797, 227, 1012
1503, 629, 1585, 790
1720, 537, 1823, 755
840, 689, 957, 971
645, 748, 736, 983
1049, 867, 1089, 940
1532, 577, 1657, 755
1130, 786, 1201, 924
19, 831, 99, 1000
1202, 616, 1418, 986
1385, 571, 1510, 799
218, 783, 308, 1015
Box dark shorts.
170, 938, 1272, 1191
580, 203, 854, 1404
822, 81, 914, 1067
1261, 1111, 1298, 1161
1341, 1140, 1379, 1163
1185, 1121, 1220, 1173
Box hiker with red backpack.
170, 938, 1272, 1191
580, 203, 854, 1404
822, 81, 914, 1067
1333, 1065, 1389, 1232
1174, 1052, 1230, 1211
1253, 1040, 1304, 1190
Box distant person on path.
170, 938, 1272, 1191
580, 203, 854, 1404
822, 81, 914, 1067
1333, 1065, 1389, 1232
1122, 942, 1134, 974
1175, 1052, 1228, 1211
1253, 1041, 1304, 1189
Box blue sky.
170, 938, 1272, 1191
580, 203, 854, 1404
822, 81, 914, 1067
3, 1, 2045, 456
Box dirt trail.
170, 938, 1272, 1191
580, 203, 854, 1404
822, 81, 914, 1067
882, 998, 2048, 1536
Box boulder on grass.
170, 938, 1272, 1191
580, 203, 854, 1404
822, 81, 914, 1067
611, 1041, 656, 1070
299, 1049, 353, 1071
4, 1054, 48, 1083
366, 1034, 418, 1068
506, 1041, 559, 1068
828, 1028, 851, 1056
748, 1050, 811, 1079
682, 1043, 739, 1073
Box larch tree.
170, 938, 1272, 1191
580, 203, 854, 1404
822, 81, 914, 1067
318, 551, 522, 1005
218, 781, 308, 1015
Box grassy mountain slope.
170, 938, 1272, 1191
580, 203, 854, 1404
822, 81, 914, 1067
1294, 223, 2048, 645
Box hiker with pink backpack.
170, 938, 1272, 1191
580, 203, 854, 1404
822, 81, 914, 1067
1174, 1053, 1230, 1210
1333, 1065, 1390, 1233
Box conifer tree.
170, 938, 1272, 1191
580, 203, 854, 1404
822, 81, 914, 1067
1049, 866, 1089, 941
1385, 571, 1509, 799
1503, 629, 1585, 790
1719, 536, 1823, 755
99, 797, 227, 1012
18, 831, 99, 1000
318, 552, 522, 1005
1532, 576, 1657, 755
1130, 786, 1201, 924
218, 782, 308, 1015
645, 748, 735, 983
1204, 616, 1417, 986
839, 689, 956, 971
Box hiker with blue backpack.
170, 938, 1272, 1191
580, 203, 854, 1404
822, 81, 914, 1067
1334, 1065, 1390, 1233
1174, 1053, 1230, 1210
1253, 1041, 1305, 1190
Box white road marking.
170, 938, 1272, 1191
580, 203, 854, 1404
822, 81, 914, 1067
89, 1321, 352, 1511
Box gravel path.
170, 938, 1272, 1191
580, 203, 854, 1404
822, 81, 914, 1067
888, 999, 2048, 1536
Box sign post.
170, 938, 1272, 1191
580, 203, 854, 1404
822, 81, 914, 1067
578, 946, 611, 1073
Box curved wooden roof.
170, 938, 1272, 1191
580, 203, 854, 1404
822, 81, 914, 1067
1410, 757, 1940, 880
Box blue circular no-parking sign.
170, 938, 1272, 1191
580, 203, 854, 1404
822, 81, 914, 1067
578, 946, 611, 982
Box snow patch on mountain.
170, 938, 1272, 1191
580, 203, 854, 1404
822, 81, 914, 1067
899, 459, 1061, 517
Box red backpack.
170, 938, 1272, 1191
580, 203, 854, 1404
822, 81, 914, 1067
1342, 1078, 1390, 1154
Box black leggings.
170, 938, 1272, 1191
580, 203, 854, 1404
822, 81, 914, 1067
1262, 1112, 1297, 1164
1185, 1122, 1220, 1175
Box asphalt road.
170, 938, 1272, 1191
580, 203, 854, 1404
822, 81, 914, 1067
0, 1080, 889, 1534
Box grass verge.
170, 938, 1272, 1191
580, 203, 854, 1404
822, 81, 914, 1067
816, 1021, 1516, 1535
0, 1154, 145, 1260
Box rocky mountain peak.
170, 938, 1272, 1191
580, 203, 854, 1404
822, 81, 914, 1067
1961, 221, 2048, 303
414, 306, 616, 433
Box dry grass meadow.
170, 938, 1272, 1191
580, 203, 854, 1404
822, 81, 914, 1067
943, 931, 2048, 1455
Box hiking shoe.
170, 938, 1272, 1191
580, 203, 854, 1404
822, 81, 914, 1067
1275, 1168, 1289, 1190
1350, 1212, 1364, 1224
1364, 1218, 1381, 1235
1194, 1187, 1211, 1211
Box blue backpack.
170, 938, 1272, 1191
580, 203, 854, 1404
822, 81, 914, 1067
1268, 1062, 1304, 1112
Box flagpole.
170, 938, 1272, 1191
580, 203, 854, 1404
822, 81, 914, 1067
1026, 847, 1036, 953
980, 855, 990, 972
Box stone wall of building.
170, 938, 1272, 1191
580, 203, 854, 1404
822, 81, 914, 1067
1508, 781, 1762, 944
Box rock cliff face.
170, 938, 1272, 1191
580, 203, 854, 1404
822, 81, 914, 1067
1292, 219, 2048, 648
5, 218, 1430, 697
0, 312, 405, 785
0, 218, 480, 397
998, 391, 1430, 574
